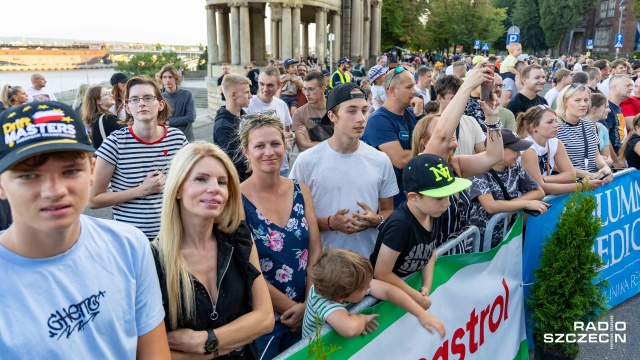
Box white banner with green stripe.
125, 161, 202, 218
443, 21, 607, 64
282, 215, 529, 360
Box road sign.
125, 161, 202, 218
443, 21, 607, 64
482, 43, 490, 51
474, 40, 481, 49
586, 39, 594, 49
614, 33, 624, 48
507, 26, 520, 35
506, 33, 520, 46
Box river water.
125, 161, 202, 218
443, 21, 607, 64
0, 68, 116, 94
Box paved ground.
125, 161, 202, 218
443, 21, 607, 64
83, 86, 639, 359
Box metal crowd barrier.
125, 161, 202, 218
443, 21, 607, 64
482, 167, 637, 252
274, 227, 478, 360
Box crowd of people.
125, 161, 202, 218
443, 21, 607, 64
1, 44, 640, 359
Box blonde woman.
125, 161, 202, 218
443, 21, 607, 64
152, 142, 273, 359
1, 85, 28, 109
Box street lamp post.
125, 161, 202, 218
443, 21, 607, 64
616, 1, 626, 59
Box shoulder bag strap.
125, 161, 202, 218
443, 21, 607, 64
98, 114, 106, 140
580, 120, 589, 170
488, 169, 511, 201
402, 109, 415, 142
546, 141, 551, 176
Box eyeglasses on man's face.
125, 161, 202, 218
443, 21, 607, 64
126, 96, 158, 104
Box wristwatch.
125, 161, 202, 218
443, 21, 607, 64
204, 329, 219, 356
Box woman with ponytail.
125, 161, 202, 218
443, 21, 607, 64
618, 114, 640, 169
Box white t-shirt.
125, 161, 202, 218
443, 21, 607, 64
0, 215, 164, 358
245, 96, 293, 173
544, 87, 560, 109
109, 104, 127, 121
414, 85, 430, 106
371, 84, 387, 110
523, 135, 558, 176
599, 78, 611, 97
573, 62, 583, 72
454, 115, 486, 156
445, 65, 453, 75
288, 141, 399, 257
25, 87, 57, 102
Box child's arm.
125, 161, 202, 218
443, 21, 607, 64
325, 310, 380, 338
373, 245, 432, 309
369, 279, 445, 338
477, 187, 547, 215
420, 252, 437, 297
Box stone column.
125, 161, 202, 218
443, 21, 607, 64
281, 4, 292, 59
370, 0, 382, 59
206, 5, 219, 75
230, 4, 240, 65
351, 0, 362, 57
279, 21, 283, 59
342, 2, 351, 59
315, 8, 328, 67
218, 9, 231, 63
271, 19, 278, 60
250, 5, 267, 65
239, 2, 251, 65
363, 14, 370, 62
301, 23, 309, 59
292, 5, 302, 60
331, 12, 341, 65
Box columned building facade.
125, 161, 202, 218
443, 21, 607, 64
205, 0, 382, 111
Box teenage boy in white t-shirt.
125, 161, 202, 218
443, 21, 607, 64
0, 101, 169, 358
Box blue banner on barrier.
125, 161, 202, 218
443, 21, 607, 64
523, 170, 640, 347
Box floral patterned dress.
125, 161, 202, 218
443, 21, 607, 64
242, 180, 310, 321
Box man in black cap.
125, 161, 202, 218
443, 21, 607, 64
289, 83, 398, 258
329, 58, 353, 89
0, 102, 169, 358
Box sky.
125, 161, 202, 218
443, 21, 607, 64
2, 1, 210, 45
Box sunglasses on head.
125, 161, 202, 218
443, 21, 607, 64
386, 66, 405, 90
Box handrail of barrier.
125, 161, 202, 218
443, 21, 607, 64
483, 210, 519, 252
482, 167, 637, 252
438, 225, 481, 254
274, 229, 473, 360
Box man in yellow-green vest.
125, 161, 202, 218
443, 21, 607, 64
330, 58, 353, 89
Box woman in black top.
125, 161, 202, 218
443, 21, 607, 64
152, 142, 273, 359
620, 114, 640, 169
81, 86, 124, 149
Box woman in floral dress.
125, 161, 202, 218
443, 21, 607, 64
239, 113, 321, 359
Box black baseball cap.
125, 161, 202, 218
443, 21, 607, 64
0, 101, 95, 174
403, 154, 472, 198
492, 129, 533, 151
110, 72, 129, 86
321, 83, 367, 124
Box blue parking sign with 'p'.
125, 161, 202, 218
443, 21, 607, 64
506, 34, 519, 46
474, 40, 481, 49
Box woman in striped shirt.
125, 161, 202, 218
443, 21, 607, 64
89, 76, 188, 240
555, 83, 613, 184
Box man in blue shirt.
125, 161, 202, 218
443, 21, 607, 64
363, 66, 418, 208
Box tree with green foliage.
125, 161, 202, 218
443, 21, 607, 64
197, 49, 208, 71
529, 185, 608, 358
539, 0, 598, 50
492, 0, 517, 51
380, 0, 430, 50
424, 0, 507, 53
115, 51, 185, 78
512, 0, 548, 52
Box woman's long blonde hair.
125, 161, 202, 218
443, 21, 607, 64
152, 142, 242, 330
411, 114, 455, 163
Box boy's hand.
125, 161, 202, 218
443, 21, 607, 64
361, 314, 380, 335
525, 200, 549, 214
419, 287, 430, 298
329, 208, 353, 234
281, 303, 305, 330
419, 312, 446, 338
414, 290, 432, 310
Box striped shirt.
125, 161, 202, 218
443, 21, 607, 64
302, 285, 347, 339
95, 126, 188, 239
556, 119, 599, 172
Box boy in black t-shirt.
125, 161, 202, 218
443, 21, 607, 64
370, 154, 472, 310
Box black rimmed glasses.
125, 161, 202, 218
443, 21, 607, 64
386, 66, 404, 89
126, 96, 158, 104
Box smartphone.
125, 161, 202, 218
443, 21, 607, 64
596, 173, 611, 181
480, 85, 492, 101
